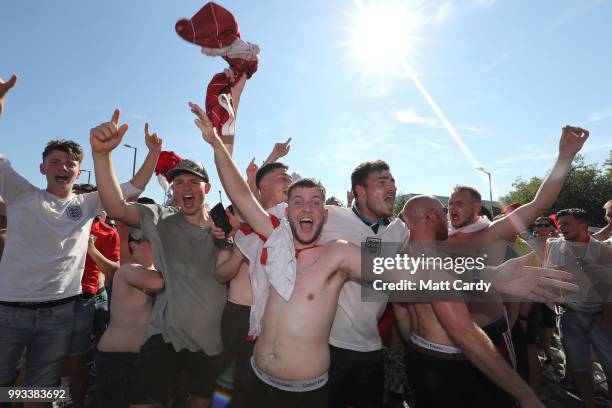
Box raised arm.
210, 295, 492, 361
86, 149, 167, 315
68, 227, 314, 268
130, 123, 162, 190
491, 126, 588, 241
91, 110, 140, 227
190, 102, 273, 238
263, 138, 291, 165
87, 234, 119, 281
0, 74, 17, 118
245, 157, 262, 204
433, 302, 543, 407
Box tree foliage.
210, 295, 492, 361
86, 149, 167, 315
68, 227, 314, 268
501, 153, 612, 227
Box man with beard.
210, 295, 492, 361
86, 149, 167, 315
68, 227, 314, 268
445, 126, 589, 374
215, 142, 293, 398
396, 195, 544, 408
90, 113, 229, 408
190, 102, 573, 408
321, 160, 407, 408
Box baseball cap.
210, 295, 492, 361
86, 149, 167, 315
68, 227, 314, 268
166, 159, 209, 182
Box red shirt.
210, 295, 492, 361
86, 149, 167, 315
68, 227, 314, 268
81, 219, 120, 294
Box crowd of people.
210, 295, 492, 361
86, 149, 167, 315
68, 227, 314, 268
0, 70, 610, 408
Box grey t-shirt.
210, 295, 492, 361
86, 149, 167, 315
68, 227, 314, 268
136, 204, 227, 355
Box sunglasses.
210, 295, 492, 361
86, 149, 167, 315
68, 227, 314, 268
534, 224, 552, 228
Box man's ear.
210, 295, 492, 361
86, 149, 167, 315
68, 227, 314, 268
354, 185, 366, 202
204, 182, 212, 194
323, 208, 329, 224
39, 162, 46, 175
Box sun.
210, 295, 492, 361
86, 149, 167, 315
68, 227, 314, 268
347, 0, 423, 75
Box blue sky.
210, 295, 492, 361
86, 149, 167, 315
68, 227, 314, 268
2, 0, 611, 205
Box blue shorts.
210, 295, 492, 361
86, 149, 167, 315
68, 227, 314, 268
0, 300, 75, 386
560, 308, 612, 376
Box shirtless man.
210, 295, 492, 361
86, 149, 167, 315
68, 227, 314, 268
396, 195, 544, 408
215, 140, 293, 379
190, 102, 575, 407
95, 228, 164, 408
446, 126, 589, 368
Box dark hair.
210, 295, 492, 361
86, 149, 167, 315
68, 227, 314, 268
73, 183, 97, 194
137, 197, 156, 205
556, 208, 589, 224
42, 140, 84, 162
479, 205, 492, 221
351, 160, 390, 202
287, 178, 326, 201
534, 216, 554, 227
255, 162, 289, 189
452, 185, 482, 203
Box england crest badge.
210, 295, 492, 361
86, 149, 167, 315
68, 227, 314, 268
66, 205, 82, 221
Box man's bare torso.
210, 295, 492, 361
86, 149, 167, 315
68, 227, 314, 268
97, 265, 153, 353
255, 241, 348, 381
228, 261, 253, 306
446, 229, 507, 327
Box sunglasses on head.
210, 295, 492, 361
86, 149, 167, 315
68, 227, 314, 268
534, 223, 552, 228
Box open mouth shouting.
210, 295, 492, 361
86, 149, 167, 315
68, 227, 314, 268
449, 211, 460, 223
181, 194, 196, 210
299, 216, 314, 233
55, 174, 69, 184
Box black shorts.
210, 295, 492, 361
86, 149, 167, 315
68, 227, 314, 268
222, 302, 254, 364
129, 334, 224, 405
404, 343, 516, 408
230, 362, 329, 408
524, 303, 542, 345
95, 350, 138, 408
328, 345, 384, 408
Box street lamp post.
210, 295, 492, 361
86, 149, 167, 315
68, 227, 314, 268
81, 169, 92, 184
475, 166, 494, 216
124, 144, 137, 176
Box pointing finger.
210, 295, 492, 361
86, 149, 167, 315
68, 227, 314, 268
111, 109, 120, 126
284, 137, 292, 146
145, 122, 150, 137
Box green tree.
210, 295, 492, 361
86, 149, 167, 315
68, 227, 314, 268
501, 154, 612, 227
605, 150, 612, 178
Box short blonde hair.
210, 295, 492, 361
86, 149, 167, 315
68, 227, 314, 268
604, 199, 612, 209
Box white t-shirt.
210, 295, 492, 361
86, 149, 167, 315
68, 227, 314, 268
0, 157, 140, 301
321, 205, 408, 352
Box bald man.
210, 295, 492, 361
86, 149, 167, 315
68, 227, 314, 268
395, 195, 543, 408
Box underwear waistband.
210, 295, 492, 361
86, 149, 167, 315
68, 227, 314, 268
250, 356, 328, 392
410, 332, 463, 354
